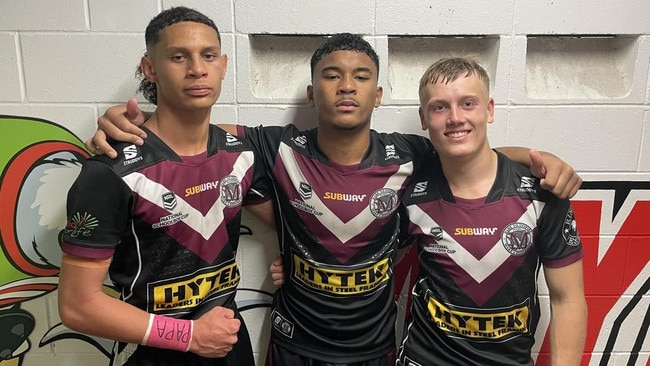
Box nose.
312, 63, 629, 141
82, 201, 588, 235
188, 56, 207, 78
448, 105, 462, 124
338, 75, 356, 94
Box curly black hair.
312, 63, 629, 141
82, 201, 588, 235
309, 33, 380, 81
136, 6, 221, 105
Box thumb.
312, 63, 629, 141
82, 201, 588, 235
272, 256, 283, 266
529, 149, 546, 178
125, 98, 139, 119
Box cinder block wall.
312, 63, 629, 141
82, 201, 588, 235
1, 1, 648, 365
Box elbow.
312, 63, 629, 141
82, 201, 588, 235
58, 299, 88, 333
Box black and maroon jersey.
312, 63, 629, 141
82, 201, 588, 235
61, 125, 268, 365
397, 151, 583, 366
243, 125, 430, 362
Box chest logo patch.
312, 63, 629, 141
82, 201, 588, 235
220, 175, 242, 207
369, 188, 398, 219
162, 191, 177, 211
501, 222, 533, 256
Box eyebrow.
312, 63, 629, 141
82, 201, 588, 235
164, 45, 221, 53
320, 66, 374, 74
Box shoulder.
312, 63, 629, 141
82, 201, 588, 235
371, 131, 432, 157
94, 137, 171, 176
497, 152, 557, 202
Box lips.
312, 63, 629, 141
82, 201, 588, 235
185, 85, 212, 96
335, 99, 359, 111
445, 131, 469, 138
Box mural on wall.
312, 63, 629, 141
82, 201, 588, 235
0, 115, 648, 365
0, 116, 89, 365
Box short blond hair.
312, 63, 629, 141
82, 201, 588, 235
419, 57, 490, 102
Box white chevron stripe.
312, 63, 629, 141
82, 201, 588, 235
279, 142, 412, 243
407, 200, 545, 283
123, 152, 254, 240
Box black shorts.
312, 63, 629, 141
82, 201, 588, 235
265, 342, 395, 366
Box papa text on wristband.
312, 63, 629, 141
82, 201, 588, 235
142, 314, 193, 352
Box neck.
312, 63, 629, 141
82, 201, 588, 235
439, 147, 497, 199
316, 124, 371, 165
144, 105, 211, 156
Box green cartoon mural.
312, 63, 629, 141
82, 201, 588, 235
0, 116, 90, 364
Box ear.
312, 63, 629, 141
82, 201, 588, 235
307, 85, 315, 107
140, 56, 157, 83
487, 97, 495, 124
419, 107, 428, 131
374, 86, 383, 108
220, 54, 228, 80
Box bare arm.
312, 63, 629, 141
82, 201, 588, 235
495, 147, 582, 199
58, 254, 242, 358
543, 260, 587, 366
58, 256, 151, 344
245, 200, 275, 228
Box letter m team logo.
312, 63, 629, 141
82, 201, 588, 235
220, 175, 242, 207
369, 188, 398, 218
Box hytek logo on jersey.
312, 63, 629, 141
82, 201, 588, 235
150, 262, 240, 312
562, 206, 580, 246
428, 296, 530, 341
220, 175, 242, 207
501, 222, 533, 256
162, 192, 177, 211
369, 188, 398, 218
292, 254, 390, 295
517, 176, 537, 194
122, 144, 143, 166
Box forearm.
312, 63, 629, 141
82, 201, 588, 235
59, 285, 150, 344
58, 258, 151, 345
548, 298, 587, 365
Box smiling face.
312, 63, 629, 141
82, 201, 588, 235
419, 71, 494, 160
307, 50, 383, 132
140, 21, 227, 112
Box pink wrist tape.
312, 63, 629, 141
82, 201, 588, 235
142, 314, 193, 352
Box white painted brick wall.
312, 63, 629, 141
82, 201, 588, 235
1, 1, 648, 365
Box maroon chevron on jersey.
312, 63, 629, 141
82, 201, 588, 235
398, 151, 583, 366
244, 125, 431, 363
